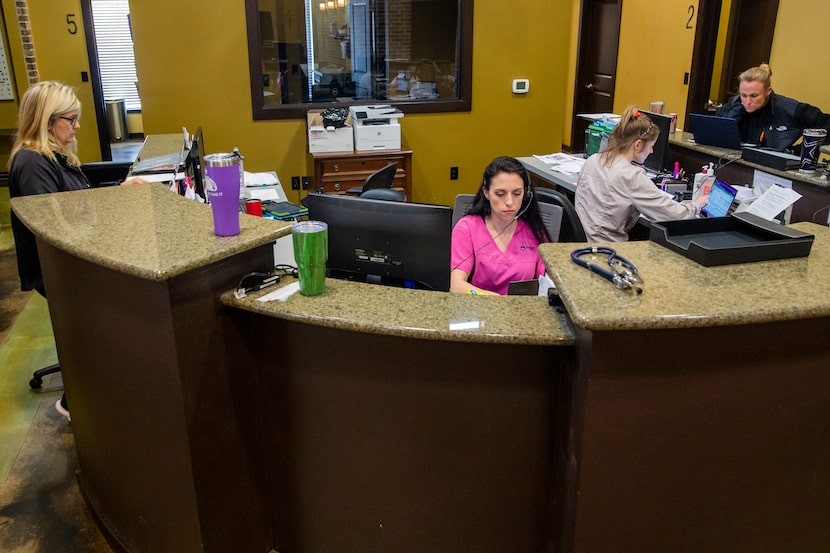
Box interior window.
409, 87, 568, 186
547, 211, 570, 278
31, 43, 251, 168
245, 0, 472, 120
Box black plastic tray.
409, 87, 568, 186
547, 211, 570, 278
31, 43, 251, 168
649, 212, 814, 266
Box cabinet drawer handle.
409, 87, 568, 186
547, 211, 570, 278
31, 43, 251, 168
333, 163, 339, 172
334, 183, 341, 191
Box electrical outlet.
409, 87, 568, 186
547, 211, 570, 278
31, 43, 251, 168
450, 166, 459, 180
291, 176, 300, 190
301, 176, 311, 190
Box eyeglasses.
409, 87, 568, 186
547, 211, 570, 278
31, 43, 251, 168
56, 115, 79, 125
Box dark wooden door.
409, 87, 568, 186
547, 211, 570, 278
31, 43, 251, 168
570, 0, 622, 152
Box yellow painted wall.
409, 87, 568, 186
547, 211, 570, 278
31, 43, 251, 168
612, 0, 698, 118
18, 1, 101, 163
563, 0, 698, 148
0, 4, 20, 129
3, 0, 824, 191
127, 0, 573, 207
769, 0, 829, 111
0, 1, 22, 169
563, 0, 829, 146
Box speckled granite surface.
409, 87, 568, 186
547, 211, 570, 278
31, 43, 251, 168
223, 278, 575, 346
670, 131, 830, 189
540, 222, 830, 331
10, 183, 290, 281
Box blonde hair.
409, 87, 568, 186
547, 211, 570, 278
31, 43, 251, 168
600, 105, 659, 166
738, 63, 772, 89
9, 81, 82, 168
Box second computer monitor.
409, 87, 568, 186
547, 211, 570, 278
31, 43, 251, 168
641, 110, 672, 174
305, 192, 452, 291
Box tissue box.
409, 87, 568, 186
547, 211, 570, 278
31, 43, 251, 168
307, 110, 354, 153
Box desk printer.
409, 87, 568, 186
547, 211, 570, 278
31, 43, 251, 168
350, 105, 404, 151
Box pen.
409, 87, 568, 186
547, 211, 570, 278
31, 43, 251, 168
673, 162, 680, 179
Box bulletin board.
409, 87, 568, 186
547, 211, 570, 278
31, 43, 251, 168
0, 27, 14, 101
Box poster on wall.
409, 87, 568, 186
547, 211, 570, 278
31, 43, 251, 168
0, 27, 14, 101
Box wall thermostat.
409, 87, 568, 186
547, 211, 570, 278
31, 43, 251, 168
512, 79, 530, 94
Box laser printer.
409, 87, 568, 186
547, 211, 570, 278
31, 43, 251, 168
350, 105, 404, 151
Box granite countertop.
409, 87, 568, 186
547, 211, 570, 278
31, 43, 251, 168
223, 278, 575, 346
11, 183, 291, 281
540, 222, 830, 331
669, 131, 830, 189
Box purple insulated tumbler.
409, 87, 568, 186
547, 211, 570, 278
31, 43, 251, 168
204, 152, 242, 236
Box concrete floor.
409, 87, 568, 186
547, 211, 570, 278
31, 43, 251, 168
0, 141, 141, 552
0, 216, 118, 552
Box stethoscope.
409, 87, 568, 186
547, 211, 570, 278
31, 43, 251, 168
571, 247, 643, 294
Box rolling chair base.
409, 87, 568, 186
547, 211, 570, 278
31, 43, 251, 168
29, 363, 60, 389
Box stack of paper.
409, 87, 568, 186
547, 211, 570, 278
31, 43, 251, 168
533, 153, 586, 175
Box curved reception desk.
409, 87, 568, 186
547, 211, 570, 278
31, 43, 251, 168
539, 230, 830, 553
11, 183, 830, 553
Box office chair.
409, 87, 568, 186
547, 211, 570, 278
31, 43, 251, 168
538, 203, 563, 243
359, 187, 406, 202
346, 162, 398, 196
534, 187, 587, 242
29, 362, 60, 389
452, 193, 475, 228
451, 192, 562, 241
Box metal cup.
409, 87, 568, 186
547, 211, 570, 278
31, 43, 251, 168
799, 129, 827, 173
648, 101, 665, 114
292, 221, 328, 296
204, 152, 243, 236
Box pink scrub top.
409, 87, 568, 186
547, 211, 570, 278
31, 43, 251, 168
451, 215, 546, 295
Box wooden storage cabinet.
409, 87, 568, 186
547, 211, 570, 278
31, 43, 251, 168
312, 149, 412, 199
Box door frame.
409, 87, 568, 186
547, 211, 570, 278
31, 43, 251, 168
80, 0, 111, 161
570, 0, 622, 153
685, 0, 722, 129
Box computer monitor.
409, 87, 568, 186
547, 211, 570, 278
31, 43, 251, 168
305, 192, 452, 291
185, 127, 206, 199
641, 110, 672, 174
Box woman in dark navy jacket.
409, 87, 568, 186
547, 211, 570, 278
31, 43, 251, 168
717, 63, 830, 152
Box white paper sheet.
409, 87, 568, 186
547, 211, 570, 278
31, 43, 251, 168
256, 281, 300, 302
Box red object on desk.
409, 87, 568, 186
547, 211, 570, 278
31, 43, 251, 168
245, 199, 263, 217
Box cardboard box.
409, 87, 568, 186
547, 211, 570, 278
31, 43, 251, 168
307, 110, 354, 153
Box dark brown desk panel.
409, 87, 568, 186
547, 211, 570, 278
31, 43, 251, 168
563, 318, 830, 553
232, 309, 573, 553
38, 240, 274, 553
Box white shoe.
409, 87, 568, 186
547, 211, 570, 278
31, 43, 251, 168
55, 399, 71, 422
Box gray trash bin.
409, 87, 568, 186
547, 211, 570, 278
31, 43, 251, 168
105, 99, 128, 141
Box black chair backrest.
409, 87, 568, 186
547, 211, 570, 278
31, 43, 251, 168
359, 187, 406, 202
362, 162, 397, 191
533, 187, 587, 242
